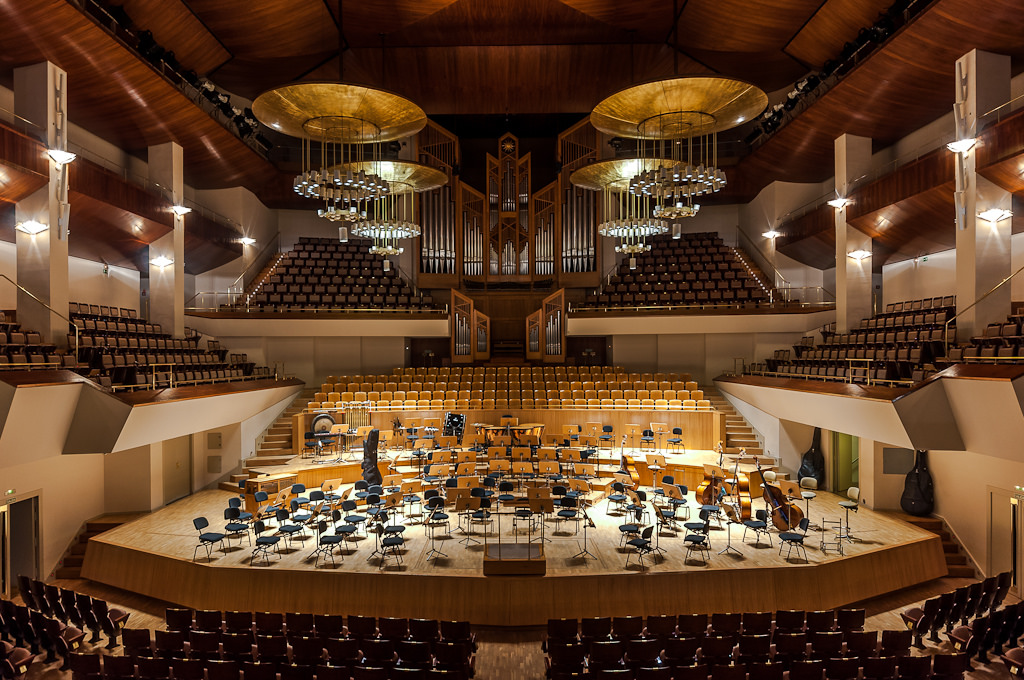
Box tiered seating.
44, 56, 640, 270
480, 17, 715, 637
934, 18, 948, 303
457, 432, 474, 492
106, 607, 476, 679
748, 297, 956, 385
243, 237, 436, 312
897, 572, 1015, 665
955, 312, 1024, 363
579, 233, 771, 309
0, 313, 65, 370
307, 366, 712, 412
541, 608, 973, 680
1, 575, 130, 678
69, 302, 273, 390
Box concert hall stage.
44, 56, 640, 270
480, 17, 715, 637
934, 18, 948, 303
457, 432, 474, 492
82, 461, 946, 626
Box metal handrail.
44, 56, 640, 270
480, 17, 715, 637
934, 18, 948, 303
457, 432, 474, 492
736, 227, 789, 291
0, 274, 78, 362
569, 300, 835, 314
943, 260, 1024, 354
185, 302, 449, 316
231, 232, 282, 295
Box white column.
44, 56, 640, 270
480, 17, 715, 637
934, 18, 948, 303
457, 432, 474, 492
148, 142, 185, 338
954, 50, 1012, 340
13, 62, 70, 347
834, 134, 873, 334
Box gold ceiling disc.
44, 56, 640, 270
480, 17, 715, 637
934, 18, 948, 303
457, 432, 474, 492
590, 76, 768, 139
569, 158, 670, 192
333, 160, 448, 194
253, 82, 427, 143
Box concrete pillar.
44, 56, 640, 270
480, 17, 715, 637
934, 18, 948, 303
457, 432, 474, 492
148, 142, 185, 338
13, 62, 70, 347
834, 134, 873, 334
954, 50, 1012, 340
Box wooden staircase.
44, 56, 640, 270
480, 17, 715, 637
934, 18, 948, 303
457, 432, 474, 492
731, 247, 775, 299
896, 514, 976, 578
217, 387, 315, 492
55, 514, 143, 579
238, 252, 286, 306
704, 385, 764, 457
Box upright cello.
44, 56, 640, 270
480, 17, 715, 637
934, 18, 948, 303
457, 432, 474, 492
758, 461, 804, 530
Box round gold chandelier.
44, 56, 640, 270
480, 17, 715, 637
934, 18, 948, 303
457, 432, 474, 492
569, 158, 670, 255
581, 76, 768, 248
253, 82, 445, 257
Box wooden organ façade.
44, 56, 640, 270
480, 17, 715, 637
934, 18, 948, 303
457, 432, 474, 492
416, 120, 601, 290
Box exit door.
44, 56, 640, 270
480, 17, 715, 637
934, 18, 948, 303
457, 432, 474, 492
0, 496, 40, 599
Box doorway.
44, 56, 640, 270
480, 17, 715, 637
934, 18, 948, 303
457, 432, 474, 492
0, 496, 40, 599
831, 432, 859, 493
990, 487, 1021, 598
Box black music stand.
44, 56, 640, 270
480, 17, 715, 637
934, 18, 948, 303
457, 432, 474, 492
571, 500, 597, 561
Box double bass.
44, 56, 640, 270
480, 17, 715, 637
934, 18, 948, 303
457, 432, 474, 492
697, 464, 728, 505
758, 461, 804, 530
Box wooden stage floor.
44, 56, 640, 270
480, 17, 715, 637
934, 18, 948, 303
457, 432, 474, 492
82, 459, 947, 626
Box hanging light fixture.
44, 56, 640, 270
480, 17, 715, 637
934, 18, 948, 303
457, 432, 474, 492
253, 83, 444, 259
587, 76, 767, 240
570, 158, 670, 254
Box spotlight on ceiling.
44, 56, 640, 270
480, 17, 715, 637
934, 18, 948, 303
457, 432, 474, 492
47, 149, 76, 165
946, 138, 976, 154
15, 220, 48, 235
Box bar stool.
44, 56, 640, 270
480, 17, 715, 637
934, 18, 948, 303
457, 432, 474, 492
838, 486, 860, 542
799, 477, 818, 529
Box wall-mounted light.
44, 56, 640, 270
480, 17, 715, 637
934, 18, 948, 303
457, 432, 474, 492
763, 229, 780, 239
827, 197, 852, 210
15, 220, 48, 235
978, 208, 1012, 223
47, 149, 76, 165
238, 237, 256, 246
946, 138, 976, 154
151, 255, 174, 268
170, 205, 192, 216
848, 249, 871, 261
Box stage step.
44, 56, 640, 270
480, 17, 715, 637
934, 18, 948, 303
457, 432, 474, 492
56, 512, 145, 580
884, 511, 975, 578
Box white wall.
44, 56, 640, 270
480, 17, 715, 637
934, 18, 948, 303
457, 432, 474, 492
68, 258, 140, 311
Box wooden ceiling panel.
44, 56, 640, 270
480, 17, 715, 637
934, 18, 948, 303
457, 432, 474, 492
336, 0, 461, 42
68, 193, 168, 270
0, 162, 47, 205
0, 0, 279, 191
679, 0, 825, 52
185, 0, 334, 58
683, 48, 809, 92
849, 183, 956, 263
554, 1, 674, 40
785, 0, 892, 68
734, 0, 1024, 194
312, 43, 690, 116
117, 0, 230, 76
381, 0, 628, 47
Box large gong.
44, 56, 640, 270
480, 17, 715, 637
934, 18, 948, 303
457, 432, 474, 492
311, 413, 336, 434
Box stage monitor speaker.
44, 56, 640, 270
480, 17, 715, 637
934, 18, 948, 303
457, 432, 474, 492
362, 429, 383, 485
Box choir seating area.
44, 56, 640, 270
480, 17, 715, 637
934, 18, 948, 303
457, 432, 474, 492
69, 302, 273, 390
240, 238, 437, 313
747, 297, 956, 385
578, 233, 772, 310
308, 366, 713, 412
